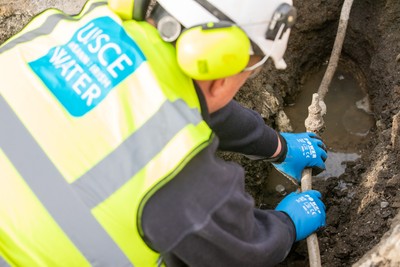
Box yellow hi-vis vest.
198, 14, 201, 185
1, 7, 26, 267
0, 0, 213, 266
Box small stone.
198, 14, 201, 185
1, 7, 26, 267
387, 174, 400, 187
275, 184, 287, 196
380, 201, 389, 209
376, 120, 385, 130
391, 111, 400, 149
382, 210, 392, 218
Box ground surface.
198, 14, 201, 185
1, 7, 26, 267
1, 0, 399, 266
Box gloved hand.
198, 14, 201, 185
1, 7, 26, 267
276, 190, 326, 242
272, 132, 327, 184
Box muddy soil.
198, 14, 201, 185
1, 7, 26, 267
1, 0, 399, 266
237, 0, 400, 266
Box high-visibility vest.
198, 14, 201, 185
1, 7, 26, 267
0, 0, 213, 266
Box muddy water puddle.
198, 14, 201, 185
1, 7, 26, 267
263, 63, 375, 199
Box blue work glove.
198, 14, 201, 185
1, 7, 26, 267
271, 132, 327, 184
276, 190, 326, 242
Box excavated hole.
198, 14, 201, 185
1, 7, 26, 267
238, 1, 400, 264
264, 59, 375, 199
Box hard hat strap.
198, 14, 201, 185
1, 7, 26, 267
243, 24, 285, 72
193, 0, 234, 23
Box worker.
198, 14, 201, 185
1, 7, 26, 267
0, 0, 328, 266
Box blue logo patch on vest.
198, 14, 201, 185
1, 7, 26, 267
29, 16, 146, 117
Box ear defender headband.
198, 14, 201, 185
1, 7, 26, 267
108, 0, 151, 21
152, 3, 251, 80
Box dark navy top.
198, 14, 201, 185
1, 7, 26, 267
142, 86, 295, 267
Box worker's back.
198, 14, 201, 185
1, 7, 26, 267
0, 0, 212, 266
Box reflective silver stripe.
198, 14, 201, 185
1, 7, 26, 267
72, 99, 203, 208
0, 256, 10, 267
0, 0, 107, 54
0, 96, 133, 267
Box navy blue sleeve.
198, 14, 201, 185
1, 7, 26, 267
141, 138, 295, 267
209, 100, 279, 158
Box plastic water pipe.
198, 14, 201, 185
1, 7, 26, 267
302, 0, 354, 266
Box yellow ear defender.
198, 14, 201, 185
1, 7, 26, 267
109, 1, 251, 80
108, 0, 151, 21
176, 21, 251, 80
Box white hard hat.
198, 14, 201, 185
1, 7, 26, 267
155, 0, 297, 69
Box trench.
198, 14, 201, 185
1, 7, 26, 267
253, 0, 400, 265
220, 0, 399, 264
257, 59, 384, 266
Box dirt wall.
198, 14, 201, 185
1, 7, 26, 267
240, 0, 400, 266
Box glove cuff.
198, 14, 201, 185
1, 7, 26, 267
266, 132, 287, 163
